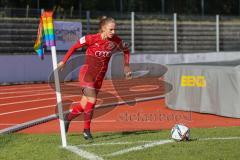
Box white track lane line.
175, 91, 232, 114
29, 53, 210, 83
0, 81, 105, 91
0, 78, 155, 93
0, 84, 115, 95
0, 80, 156, 95
0, 93, 164, 116
0, 88, 52, 95
0, 87, 110, 99
0, 123, 18, 125
0, 120, 118, 126
0, 90, 163, 107
0, 80, 132, 91
0, 95, 77, 107
72, 120, 116, 123
0, 92, 56, 99
0, 84, 163, 100
0, 105, 55, 116
0, 81, 101, 91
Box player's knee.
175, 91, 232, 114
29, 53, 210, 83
80, 98, 87, 109
86, 96, 96, 104
82, 88, 97, 104
82, 88, 96, 96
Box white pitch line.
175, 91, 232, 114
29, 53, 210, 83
65, 145, 104, 160
78, 141, 155, 147
106, 140, 173, 157
105, 136, 240, 157
200, 137, 240, 141
79, 137, 240, 148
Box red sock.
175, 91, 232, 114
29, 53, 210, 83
67, 103, 84, 121
84, 102, 95, 130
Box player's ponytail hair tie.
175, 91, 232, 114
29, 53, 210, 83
99, 16, 115, 33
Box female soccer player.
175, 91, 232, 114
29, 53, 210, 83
57, 16, 132, 140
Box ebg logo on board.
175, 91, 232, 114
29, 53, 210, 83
181, 75, 206, 88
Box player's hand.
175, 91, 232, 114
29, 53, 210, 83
124, 65, 132, 80
57, 61, 65, 71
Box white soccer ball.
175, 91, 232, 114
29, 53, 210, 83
171, 124, 190, 141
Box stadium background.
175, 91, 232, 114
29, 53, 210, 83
1, 1, 240, 159
2, 0, 240, 15
1, 3, 240, 83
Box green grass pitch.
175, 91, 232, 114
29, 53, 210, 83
1, 127, 240, 160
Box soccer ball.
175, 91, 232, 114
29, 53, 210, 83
171, 124, 190, 141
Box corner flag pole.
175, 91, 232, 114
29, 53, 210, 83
42, 11, 67, 147
51, 46, 67, 147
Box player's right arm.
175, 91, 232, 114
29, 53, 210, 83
58, 36, 89, 70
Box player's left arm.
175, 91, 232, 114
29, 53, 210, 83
120, 41, 132, 79
115, 36, 132, 79
123, 49, 132, 79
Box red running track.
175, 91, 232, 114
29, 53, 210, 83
0, 77, 240, 134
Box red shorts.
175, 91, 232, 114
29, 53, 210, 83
79, 65, 106, 90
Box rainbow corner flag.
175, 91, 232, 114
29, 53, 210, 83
34, 11, 56, 59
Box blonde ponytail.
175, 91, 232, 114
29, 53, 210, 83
99, 16, 115, 33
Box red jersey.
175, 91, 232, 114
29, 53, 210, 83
62, 33, 130, 89
63, 33, 130, 71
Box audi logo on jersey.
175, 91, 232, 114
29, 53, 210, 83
95, 51, 112, 57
